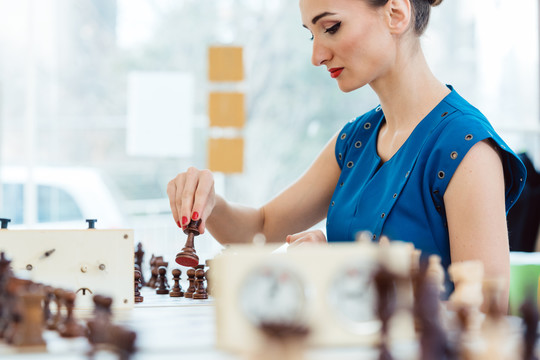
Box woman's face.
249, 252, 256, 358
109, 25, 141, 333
300, 0, 395, 93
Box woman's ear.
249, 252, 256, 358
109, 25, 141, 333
384, 0, 412, 35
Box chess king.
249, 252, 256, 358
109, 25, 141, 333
167, 0, 526, 309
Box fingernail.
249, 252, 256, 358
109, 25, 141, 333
192, 212, 199, 220
176, 220, 181, 228
182, 216, 188, 225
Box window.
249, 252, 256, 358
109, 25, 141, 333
37, 185, 83, 223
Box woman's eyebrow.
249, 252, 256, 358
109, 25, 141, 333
312, 12, 336, 25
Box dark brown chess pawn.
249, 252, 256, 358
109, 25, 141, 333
134, 270, 144, 302
193, 269, 208, 300
185, 268, 196, 298
169, 269, 184, 297
58, 291, 85, 338
42, 286, 54, 327
156, 266, 170, 295
175, 219, 201, 267
134, 242, 146, 286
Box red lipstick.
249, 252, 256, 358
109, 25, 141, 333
329, 67, 344, 79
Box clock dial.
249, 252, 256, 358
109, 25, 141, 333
328, 259, 380, 333
239, 263, 307, 325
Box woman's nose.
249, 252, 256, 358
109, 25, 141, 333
311, 38, 331, 67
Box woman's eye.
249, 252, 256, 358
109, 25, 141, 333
325, 22, 341, 35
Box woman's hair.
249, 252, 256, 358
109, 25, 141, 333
366, 0, 443, 35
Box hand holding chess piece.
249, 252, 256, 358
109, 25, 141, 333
175, 219, 201, 267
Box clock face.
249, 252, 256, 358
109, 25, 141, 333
327, 259, 380, 333
239, 263, 307, 326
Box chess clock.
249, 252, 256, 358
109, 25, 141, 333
0, 220, 134, 309
239, 262, 307, 325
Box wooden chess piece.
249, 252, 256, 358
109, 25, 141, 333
110, 324, 137, 360
147, 254, 163, 288
134, 242, 146, 286
156, 266, 170, 295
169, 269, 184, 297
205, 259, 213, 296
58, 291, 86, 338
185, 268, 196, 298
11, 285, 46, 347
373, 264, 396, 360
134, 270, 144, 302
87, 295, 113, 349
520, 295, 539, 360
193, 269, 208, 300
43, 286, 54, 328
175, 219, 201, 267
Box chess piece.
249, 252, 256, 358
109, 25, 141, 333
134, 270, 144, 302
43, 286, 54, 328
11, 284, 46, 347
373, 264, 396, 360
205, 259, 213, 296
87, 295, 113, 349
448, 261, 484, 333
156, 266, 170, 295
50, 288, 65, 331
58, 291, 86, 337
175, 219, 201, 267
193, 269, 208, 300
185, 268, 196, 298
477, 278, 513, 360
134, 242, 146, 286
426, 254, 445, 294
147, 254, 164, 288
414, 260, 453, 360
169, 269, 184, 297
520, 295, 538, 360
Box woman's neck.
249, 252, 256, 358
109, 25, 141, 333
370, 46, 450, 133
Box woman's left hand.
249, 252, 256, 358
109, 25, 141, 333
286, 229, 327, 249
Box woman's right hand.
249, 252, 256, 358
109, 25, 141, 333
167, 167, 216, 234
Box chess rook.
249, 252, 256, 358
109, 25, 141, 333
175, 219, 201, 267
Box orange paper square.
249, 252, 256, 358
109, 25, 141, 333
207, 138, 244, 173
208, 46, 244, 82
209, 92, 245, 128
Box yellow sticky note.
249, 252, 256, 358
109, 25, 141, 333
209, 92, 245, 128
208, 46, 243, 82
207, 138, 244, 173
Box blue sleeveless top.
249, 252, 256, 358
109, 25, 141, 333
327, 87, 526, 271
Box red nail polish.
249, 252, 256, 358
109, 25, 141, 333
176, 220, 181, 228
192, 212, 199, 220
182, 216, 188, 225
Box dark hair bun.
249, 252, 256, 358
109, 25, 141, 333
428, 0, 443, 6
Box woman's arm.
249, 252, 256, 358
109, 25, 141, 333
168, 133, 341, 245
444, 139, 509, 311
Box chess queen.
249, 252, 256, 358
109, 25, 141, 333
168, 0, 526, 308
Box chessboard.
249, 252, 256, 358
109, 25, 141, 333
0, 287, 412, 360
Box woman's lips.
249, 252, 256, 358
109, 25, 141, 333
329, 67, 344, 79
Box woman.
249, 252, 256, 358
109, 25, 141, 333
167, 0, 526, 306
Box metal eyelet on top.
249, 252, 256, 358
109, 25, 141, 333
381, 213, 385, 218
438, 171, 445, 179
465, 134, 473, 141
338, 153, 342, 160
355, 141, 362, 148
393, 193, 397, 199
450, 151, 458, 159
340, 133, 347, 140
441, 111, 448, 117
364, 122, 371, 130
347, 161, 354, 168
376, 106, 382, 112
